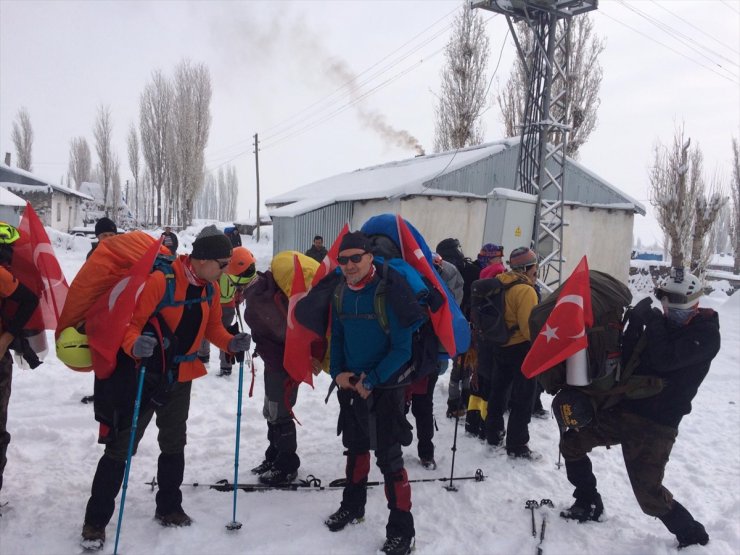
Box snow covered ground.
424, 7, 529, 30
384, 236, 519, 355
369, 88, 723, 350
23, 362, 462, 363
1, 226, 738, 555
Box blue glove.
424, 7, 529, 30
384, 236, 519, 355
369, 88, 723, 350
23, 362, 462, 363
132, 335, 158, 358
228, 332, 251, 353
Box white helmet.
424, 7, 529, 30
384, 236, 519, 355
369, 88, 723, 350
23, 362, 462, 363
655, 269, 702, 309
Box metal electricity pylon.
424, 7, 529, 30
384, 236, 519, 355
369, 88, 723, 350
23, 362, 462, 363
473, 0, 598, 290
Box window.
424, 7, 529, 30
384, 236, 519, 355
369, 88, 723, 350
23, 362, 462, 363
56, 201, 61, 222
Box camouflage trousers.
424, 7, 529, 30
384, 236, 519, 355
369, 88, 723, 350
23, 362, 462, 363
560, 408, 678, 517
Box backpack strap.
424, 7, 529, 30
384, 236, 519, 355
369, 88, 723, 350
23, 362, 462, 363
332, 262, 390, 334
153, 255, 214, 313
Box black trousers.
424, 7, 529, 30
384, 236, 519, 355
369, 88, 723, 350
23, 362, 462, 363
337, 385, 414, 538
408, 373, 438, 461
0, 354, 12, 492
482, 341, 535, 449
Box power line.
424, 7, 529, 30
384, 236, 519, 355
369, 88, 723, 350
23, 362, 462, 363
719, 0, 740, 15
617, 0, 738, 75
649, 0, 739, 56
598, 7, 739, 85
259, 5, 460, 139
204, 7, 462, 165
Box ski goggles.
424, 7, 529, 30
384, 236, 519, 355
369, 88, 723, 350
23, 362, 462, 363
337, 252, 368, 265
654, 287, 701, 306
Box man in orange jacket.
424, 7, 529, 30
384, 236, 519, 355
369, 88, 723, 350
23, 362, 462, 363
80, 225, 251, 551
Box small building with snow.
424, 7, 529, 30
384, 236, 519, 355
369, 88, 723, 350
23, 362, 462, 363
265, 139, 645, 281
0, 164, 93, 232
0, 186, 26, 226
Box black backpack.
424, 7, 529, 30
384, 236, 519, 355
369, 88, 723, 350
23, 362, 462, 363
470, 277, 527, 346
529, 270, 661, 409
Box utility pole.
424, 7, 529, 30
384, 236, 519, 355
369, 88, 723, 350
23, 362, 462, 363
254, 133, 261, 242
473, 0, 597, 291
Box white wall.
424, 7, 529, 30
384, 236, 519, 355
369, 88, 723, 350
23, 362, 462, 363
352, 196, 487, 257
561, 205, 634, 282
51, 194, 80, 232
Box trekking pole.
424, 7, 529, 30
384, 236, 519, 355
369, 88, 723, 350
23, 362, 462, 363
226, 355, 246, 530
227, 309, 247, 531
113, 363, 148, 555
536, 499, 554, 555
445, 374, 464, 492
525, 499, 539, 538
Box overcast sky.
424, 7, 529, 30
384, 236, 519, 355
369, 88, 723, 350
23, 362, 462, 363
1, 0, 738, 245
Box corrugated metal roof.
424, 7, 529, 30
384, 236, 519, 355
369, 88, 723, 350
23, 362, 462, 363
266, 138, 645, 217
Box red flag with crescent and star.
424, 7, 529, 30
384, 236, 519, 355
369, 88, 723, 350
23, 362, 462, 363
85, 237, 163, 378
521, 256, 593, 379
395, 214, 457, 357
283, 254, 314, 386
11, 202, 69, 330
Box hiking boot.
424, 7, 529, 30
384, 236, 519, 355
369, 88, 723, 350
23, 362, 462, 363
506, 445, 541, 460
197, 354, 209, 364
676, 521, 709, 548
560, 494, 604, 523
420, 458, 437, 470
251, 459, 274, 475
324, 506, 364, 532
487, 430, 505, 447
155, 509, 193, 527
380, 535, 415, 555
218, 367, 232, 377
258, 468, 297, 486
80, 522, 106, 551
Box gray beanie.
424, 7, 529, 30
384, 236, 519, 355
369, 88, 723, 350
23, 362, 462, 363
191, 225, 233, 260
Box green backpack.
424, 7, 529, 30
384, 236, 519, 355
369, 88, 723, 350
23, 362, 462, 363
529, 270, 663, 410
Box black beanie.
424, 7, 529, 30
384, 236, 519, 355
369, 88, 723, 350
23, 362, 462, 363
95, 217, 117, 237
191, 225, 233, 260
339, 231, 370, 253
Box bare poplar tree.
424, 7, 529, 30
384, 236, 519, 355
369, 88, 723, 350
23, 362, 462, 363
689, 168, 726, 276
140, 70, 172, 226
649, 125, 698, 269
11, 107, 34, 171
110, 153, 121, 221
433, 2, 489, 152
731, 138, 740, 274
93, 105, 114, 215
497, 14, 605, 158
171, 60, 212, 226
127, 123, 141, 224
68, 136, 92, 189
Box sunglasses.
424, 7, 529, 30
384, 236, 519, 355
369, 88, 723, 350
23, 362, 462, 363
654, 287, 698, 305
337, 252, 367, 265
214, 259, 230, 270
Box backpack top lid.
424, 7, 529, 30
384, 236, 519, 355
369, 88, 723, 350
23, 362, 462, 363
360, 214, 433, 266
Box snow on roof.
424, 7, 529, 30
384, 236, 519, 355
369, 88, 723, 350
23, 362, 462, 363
0, 185, 27, 207
266, 138, 644, 217
0, 164, 93, 200
266, 140, 514, 217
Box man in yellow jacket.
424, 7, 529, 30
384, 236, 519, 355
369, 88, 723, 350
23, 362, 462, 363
480, 247, 540, 459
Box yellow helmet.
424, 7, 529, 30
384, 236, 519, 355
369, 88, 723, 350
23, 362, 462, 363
56, 326, 93, 371
0, 222, 20, 245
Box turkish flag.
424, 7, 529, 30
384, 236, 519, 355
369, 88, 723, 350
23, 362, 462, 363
521, 256, 593, 379
11, 202, 69, 330
311, 223, 349, 287
283, 254, 315, 386
395, 215, 457, 356
85, 237, 163, 379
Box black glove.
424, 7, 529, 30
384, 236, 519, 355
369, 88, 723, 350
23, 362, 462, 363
228, 332, 251, 353
630, 297, 654, 322
132, 335, 158, 358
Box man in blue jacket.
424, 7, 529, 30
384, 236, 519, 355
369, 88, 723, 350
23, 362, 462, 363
324, 231, 415, 555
